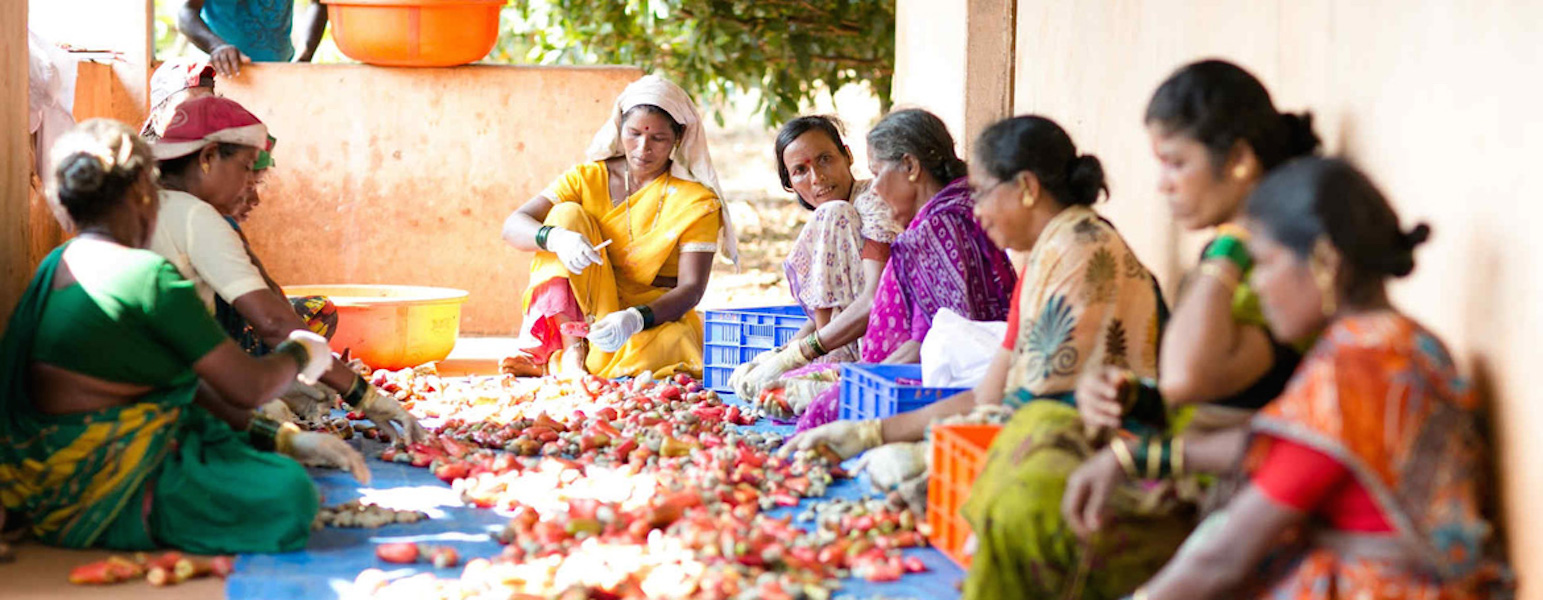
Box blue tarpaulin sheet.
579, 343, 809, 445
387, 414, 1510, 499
226, 395, 965, 599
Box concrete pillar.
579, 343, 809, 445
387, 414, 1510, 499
893, 0, 1016, 154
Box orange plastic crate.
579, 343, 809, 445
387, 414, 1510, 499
927, 423, 1002, 568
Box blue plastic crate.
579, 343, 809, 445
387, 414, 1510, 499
839, 364, 970, 420
701, 305, 810, 392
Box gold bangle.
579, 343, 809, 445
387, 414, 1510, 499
1198, 261, 1240, 290
1172, 436, 1185, 479
275, 422, 302, 455
1110, 438, 1139, 478
1146, 438, 1163, 479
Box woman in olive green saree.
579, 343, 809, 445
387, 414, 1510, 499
0, 121, 365, 553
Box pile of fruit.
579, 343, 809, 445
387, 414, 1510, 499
313, 500, 428, 529
350, 368, 934, 599
68, 552, 234, 587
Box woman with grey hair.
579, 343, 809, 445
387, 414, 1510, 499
775, 108, 1016, 436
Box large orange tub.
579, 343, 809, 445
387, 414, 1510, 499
322, 0, 506, 67
286, 284, 469, 370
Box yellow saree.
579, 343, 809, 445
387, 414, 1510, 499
525, 161, 723, 378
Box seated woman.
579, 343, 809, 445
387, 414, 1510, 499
0, 120, 367, 553
728, 115, 901, 414
148, 97, 425, 443
762, 108, 1016, 431
790, 115, 1181, 598
1095, 158, 1506, 600
501, 76, 733, 379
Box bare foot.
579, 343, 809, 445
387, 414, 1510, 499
499, 354, 542, 378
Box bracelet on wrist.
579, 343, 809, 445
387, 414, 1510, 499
635, 305, 656, 329
342, 373, 368, 407
249, 415, 282, 451
1110, 437, 1139, 478
535, 226, 554, 251
1201, 231, 1252, 273
275, 422, 302, 455
272, 339, 310, 372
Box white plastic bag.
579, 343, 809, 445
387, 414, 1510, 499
920, 308, 1006, 388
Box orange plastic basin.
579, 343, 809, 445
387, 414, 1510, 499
322, 0, 506, 67
286, 284, 469, 370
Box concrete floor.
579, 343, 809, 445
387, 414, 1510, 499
6, 543, 223, 599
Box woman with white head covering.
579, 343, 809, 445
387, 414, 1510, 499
502, 75, 733, 379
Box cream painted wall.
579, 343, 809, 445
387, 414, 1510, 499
893, 0, 969, 143
1010, 0, 1543, 591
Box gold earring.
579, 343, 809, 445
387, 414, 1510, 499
1232, 164, 1249, 180
908, 173, 918, 183
201, 162, 211, 175
1021, 190, 1036, 208
1311, 259, 1337, 317
142, 194, 153, 205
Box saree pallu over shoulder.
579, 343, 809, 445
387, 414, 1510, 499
1250, 312, 1510, 597
0, 247, 187, 548
876, 178, 1015, 356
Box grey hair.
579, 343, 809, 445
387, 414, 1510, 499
866, 109, 967, 184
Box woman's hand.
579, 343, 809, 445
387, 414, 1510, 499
284, 431, 371, 483
781, 419, 882, 460
1076, 366, 1130, 433
736, 344, 809, 400
854, 442, 927, 492
589, 308, 644, 352
728, 349, 775, 399
1061, 449, 1128, 538
360, 386, 429, 445
545, 228, 602, 274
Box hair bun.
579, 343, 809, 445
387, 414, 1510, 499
1403, 223, 1432, 248
61, 153, 107, 195
1064, 154, 1108, 206
1280, 111, 1322, 158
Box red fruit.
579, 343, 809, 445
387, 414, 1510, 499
434, 461, 470, 483
903, 555, 928, 573
376, 542, 420, 564
673, 373, 692, 386
210, 556, 236, 578
429, 546, 460, 569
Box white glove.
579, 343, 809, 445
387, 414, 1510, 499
256, 399, 299, 424
589, 308, 644, 353
280, 379, 331, 421
738, 343, 810, 401
545, 228, 602, 274
359, 385, 429, 445
285, 330, 333, 385
854, 442, 928, 492
782, 418, 883, 460
728, 349, 777, 399
284, 430, 371, 484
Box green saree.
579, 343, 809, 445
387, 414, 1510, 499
0, 244, 318, 553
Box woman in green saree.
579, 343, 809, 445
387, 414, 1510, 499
0, 120, 367, 554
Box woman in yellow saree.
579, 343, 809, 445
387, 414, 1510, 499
502, 76, 734, 379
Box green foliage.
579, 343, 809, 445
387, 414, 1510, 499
501, 0, 895, 125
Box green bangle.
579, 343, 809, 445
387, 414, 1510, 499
635, 305, 656, 329
249, 415, 281, 451
1202, 234, 1252, 273
536, 226, 554, 250
272, 339, 310, 372
342, 373, 368, 407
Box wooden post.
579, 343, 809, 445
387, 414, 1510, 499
1, 1, 30, 329
963, 0, 1017, 150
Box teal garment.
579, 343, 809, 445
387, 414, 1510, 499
200, 0, 295, 62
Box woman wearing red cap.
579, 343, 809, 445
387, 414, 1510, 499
148, 96, 428, 444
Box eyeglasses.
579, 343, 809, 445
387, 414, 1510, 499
970, 179, 1010, 198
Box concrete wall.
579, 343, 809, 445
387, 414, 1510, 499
1006, 0, 1543, 591
1, 1, 28, 329
217, 64, 641, 335
29, 0, 151, 126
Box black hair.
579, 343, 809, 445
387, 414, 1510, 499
621, 104, 686, 140
867, 108, 968, 185
1246, 157, 1431, 302
51, 119, 155, 227
156, 142, 248, 181
1145, 59, 1321, 173
775, 115, 853, 210
974, 115, 1107, 207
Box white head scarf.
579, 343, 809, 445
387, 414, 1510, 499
585, 75, 739, 265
